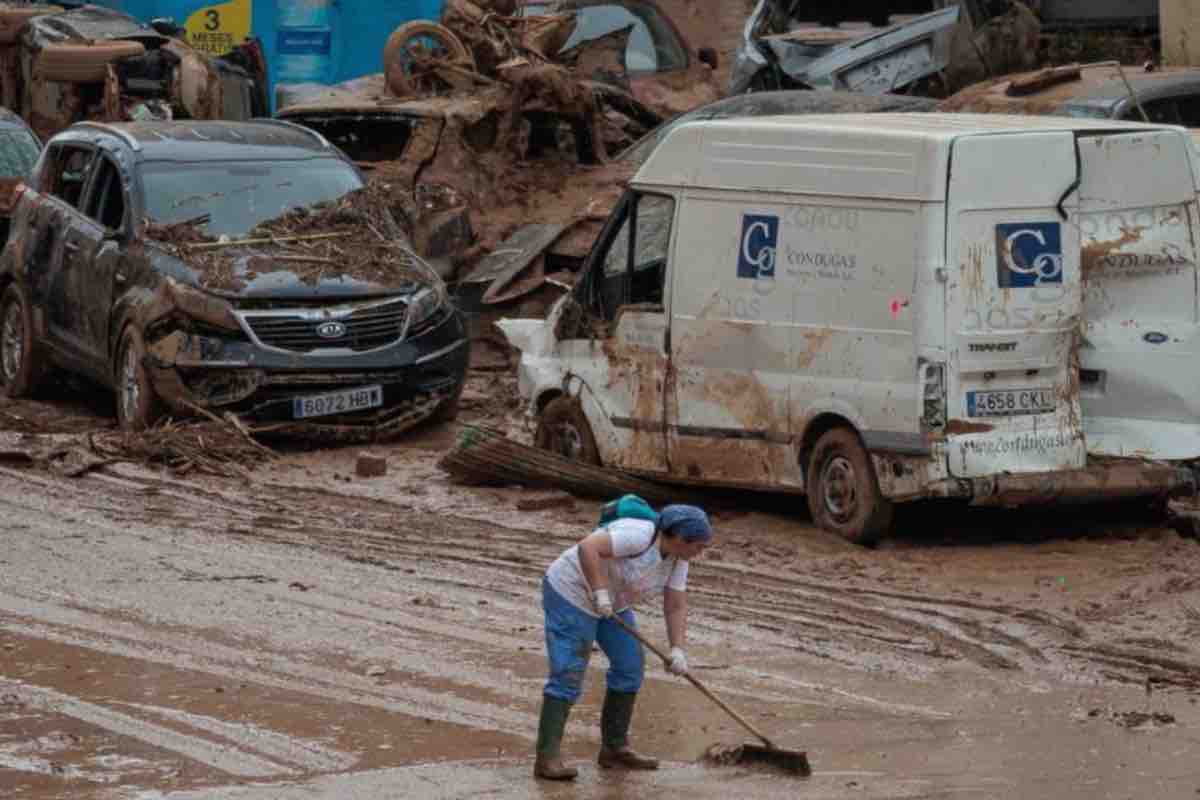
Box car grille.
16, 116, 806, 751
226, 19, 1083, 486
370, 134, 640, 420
242, 300, 408, 353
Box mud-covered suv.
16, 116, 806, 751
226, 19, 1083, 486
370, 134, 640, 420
0, 120, 469, 436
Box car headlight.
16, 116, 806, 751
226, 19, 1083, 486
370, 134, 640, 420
402, 286, 447, 338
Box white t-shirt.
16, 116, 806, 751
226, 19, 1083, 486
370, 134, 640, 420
546, 518, 690, 616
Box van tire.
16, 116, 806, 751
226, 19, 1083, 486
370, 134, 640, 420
536, 395, 600, 466
0, 283, 48, 398
806, 427, 893, 545
36, 41, 146, 83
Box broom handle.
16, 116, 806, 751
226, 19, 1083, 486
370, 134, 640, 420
612, 615, 776, 750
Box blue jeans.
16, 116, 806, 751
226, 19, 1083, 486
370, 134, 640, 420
542, 578, 644, 702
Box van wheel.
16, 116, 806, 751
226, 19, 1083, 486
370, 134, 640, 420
536, 396, 600, 466
0, 284, 47, 398
806, 428, 893, 545
115, 326, 163, 432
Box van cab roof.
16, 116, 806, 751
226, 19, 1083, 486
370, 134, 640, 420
635, 112, 1188, 202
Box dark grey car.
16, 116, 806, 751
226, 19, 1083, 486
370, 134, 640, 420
0, 120, 468, 436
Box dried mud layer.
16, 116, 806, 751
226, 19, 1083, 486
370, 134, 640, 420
3, 371, 1200, 799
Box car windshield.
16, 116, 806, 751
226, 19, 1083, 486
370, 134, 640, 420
523, 2, 687, 73
140, 158, 363, 236
0, 128, 41, 177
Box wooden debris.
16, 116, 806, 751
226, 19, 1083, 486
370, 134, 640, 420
86, 417, 277, 479
438, 425, 697, 506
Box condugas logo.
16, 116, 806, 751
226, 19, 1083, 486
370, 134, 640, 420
995, 222, 1063, 288
737, 214, 778, 279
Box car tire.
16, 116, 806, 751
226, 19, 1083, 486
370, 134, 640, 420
115, 326, 163, 432
383, 21, 473, 97
806, 427, 893, 545
0, 283, 48, 398
35, 41, 146, 83
535, 395, 600, 466
0, 5, 58, 45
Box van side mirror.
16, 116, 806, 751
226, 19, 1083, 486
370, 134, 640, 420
698, 47, 719, 71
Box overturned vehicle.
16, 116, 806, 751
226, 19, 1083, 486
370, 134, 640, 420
0, 4, 267, 142
500, 112, 1200, 543
0, 120, 467, 438
730, 0, 1040, 97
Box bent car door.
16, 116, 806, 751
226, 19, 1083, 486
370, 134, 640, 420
942, 131, 1086, 477
30, 143, 97, 363
73, 152, 129, 369
560, 190, 674, 473
1075, 129, 1200, 459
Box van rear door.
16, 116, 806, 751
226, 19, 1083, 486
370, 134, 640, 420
942, 132, 1086, 478
1075, 129, 1200, 459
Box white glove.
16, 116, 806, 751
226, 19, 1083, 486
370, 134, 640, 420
667, 647, 688, 676
593, 588, 614, 618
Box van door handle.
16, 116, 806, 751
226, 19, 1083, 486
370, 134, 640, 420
114, 272, 127, 284
63, 241, 79, 252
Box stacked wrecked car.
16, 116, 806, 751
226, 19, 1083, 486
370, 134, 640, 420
0, 3, 267, 142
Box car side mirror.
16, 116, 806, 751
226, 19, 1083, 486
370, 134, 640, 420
698, 47, 719, 71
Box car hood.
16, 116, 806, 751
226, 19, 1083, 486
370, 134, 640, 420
145, 185, 441, 301
149, 243, 428, 301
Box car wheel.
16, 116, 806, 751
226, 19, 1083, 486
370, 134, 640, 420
383, 21, 474, 97
0, 284, 47, 398
535, 396, 600, 466
35, 41, 146, 83
115, 326, 163, 432
806, 427, 893, 545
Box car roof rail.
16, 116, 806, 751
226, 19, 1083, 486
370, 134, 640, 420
72, 121, 142, 152
250, 117, 332, 150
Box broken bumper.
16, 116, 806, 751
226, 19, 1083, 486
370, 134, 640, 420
145, 311, 470, 437
928, 461, 1198, 507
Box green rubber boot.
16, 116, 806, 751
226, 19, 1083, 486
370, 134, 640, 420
534, 695, 578, 781
598, 690, 659, 770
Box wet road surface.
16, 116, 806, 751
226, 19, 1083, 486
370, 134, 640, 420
3, 391, 1200, 799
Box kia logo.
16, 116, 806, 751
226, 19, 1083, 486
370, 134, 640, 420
316, 321, 347, 339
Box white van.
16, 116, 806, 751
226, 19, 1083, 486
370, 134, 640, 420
500, 113, 1198, 543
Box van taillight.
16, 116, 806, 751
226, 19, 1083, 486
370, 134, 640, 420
921, 361, 946, 430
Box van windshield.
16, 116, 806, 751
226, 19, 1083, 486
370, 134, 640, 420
140, 158, 363, 236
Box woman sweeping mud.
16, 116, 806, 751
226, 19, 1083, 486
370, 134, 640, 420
535, 503, 713, 781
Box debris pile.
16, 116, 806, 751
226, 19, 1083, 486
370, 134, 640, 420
145, 186, 437, 293
1, 414, 276, 480
86, 417, 277, 479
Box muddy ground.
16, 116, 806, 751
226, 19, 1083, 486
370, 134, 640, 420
3, 368, 1200, 799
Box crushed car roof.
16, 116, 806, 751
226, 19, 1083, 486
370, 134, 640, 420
23, 4, 165, 46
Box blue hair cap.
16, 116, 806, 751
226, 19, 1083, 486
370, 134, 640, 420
659, 505, 712, 543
